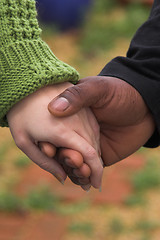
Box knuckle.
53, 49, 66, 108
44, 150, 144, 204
53, 124, 68, 141
64, 86, 83, 102
15, 135, 27, 150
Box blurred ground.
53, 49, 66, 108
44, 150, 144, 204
0, 1, 160, 240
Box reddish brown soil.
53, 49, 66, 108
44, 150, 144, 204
0, 153, 145, 240
92, 154, 145, 204
0, 212, 68, 240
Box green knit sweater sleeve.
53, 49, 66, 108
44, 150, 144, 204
0, 0, 79, 127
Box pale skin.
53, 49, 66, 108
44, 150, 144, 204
7, 82, 103, 190
40, 76, 155, 187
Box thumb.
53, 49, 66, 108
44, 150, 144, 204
48, 76, 107, 117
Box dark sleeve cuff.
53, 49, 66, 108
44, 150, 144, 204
99, 58, 160, 148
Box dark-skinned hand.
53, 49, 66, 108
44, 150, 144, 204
41, 76, 155, 187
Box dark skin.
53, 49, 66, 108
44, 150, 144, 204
39, 142, 92, 190
40, 76, 155, 187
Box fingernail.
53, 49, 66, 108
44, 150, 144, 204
99, 186, 102, 192
82, 184, 91, 192
50, 97, 69, 112
86, 188, 91, 193
53, 173, 65, 185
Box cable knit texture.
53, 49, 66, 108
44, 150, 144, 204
0, 0, 79, 127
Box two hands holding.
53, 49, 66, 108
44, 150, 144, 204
7, 76, 155, 191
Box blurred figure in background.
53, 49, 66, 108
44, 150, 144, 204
36, 0, 92, 31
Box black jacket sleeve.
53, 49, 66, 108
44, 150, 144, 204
99, 0, 160, 147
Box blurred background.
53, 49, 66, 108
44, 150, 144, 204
2, 0, 160, 240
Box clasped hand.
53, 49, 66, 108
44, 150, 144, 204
7, 76, 155, 192
44, 76, 155, 188
7, 82, 103, 191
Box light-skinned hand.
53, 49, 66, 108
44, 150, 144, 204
7, 82, 103, 189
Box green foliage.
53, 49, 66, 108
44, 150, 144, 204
68, 221, 93, 236
132, 159, 160, 192
135, 219, 160, 232
91, 0, 117, 14
80, 23, 115, 55
14, 155, 30, 168
24, 185, 61, 211
0, 185, 62, 212
124, 193, 146, 206
57, 201, 90, 215
109, 217, 125, 235
116, 3, 150, 38
0, 141, 12, 162
139, 235, 152, 240
0, 191, 23, 212
80, 3, 150, 55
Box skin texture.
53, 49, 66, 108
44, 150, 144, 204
7, 82, 103, 189
39, 143, 92, 190
44, 76, 155, 186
